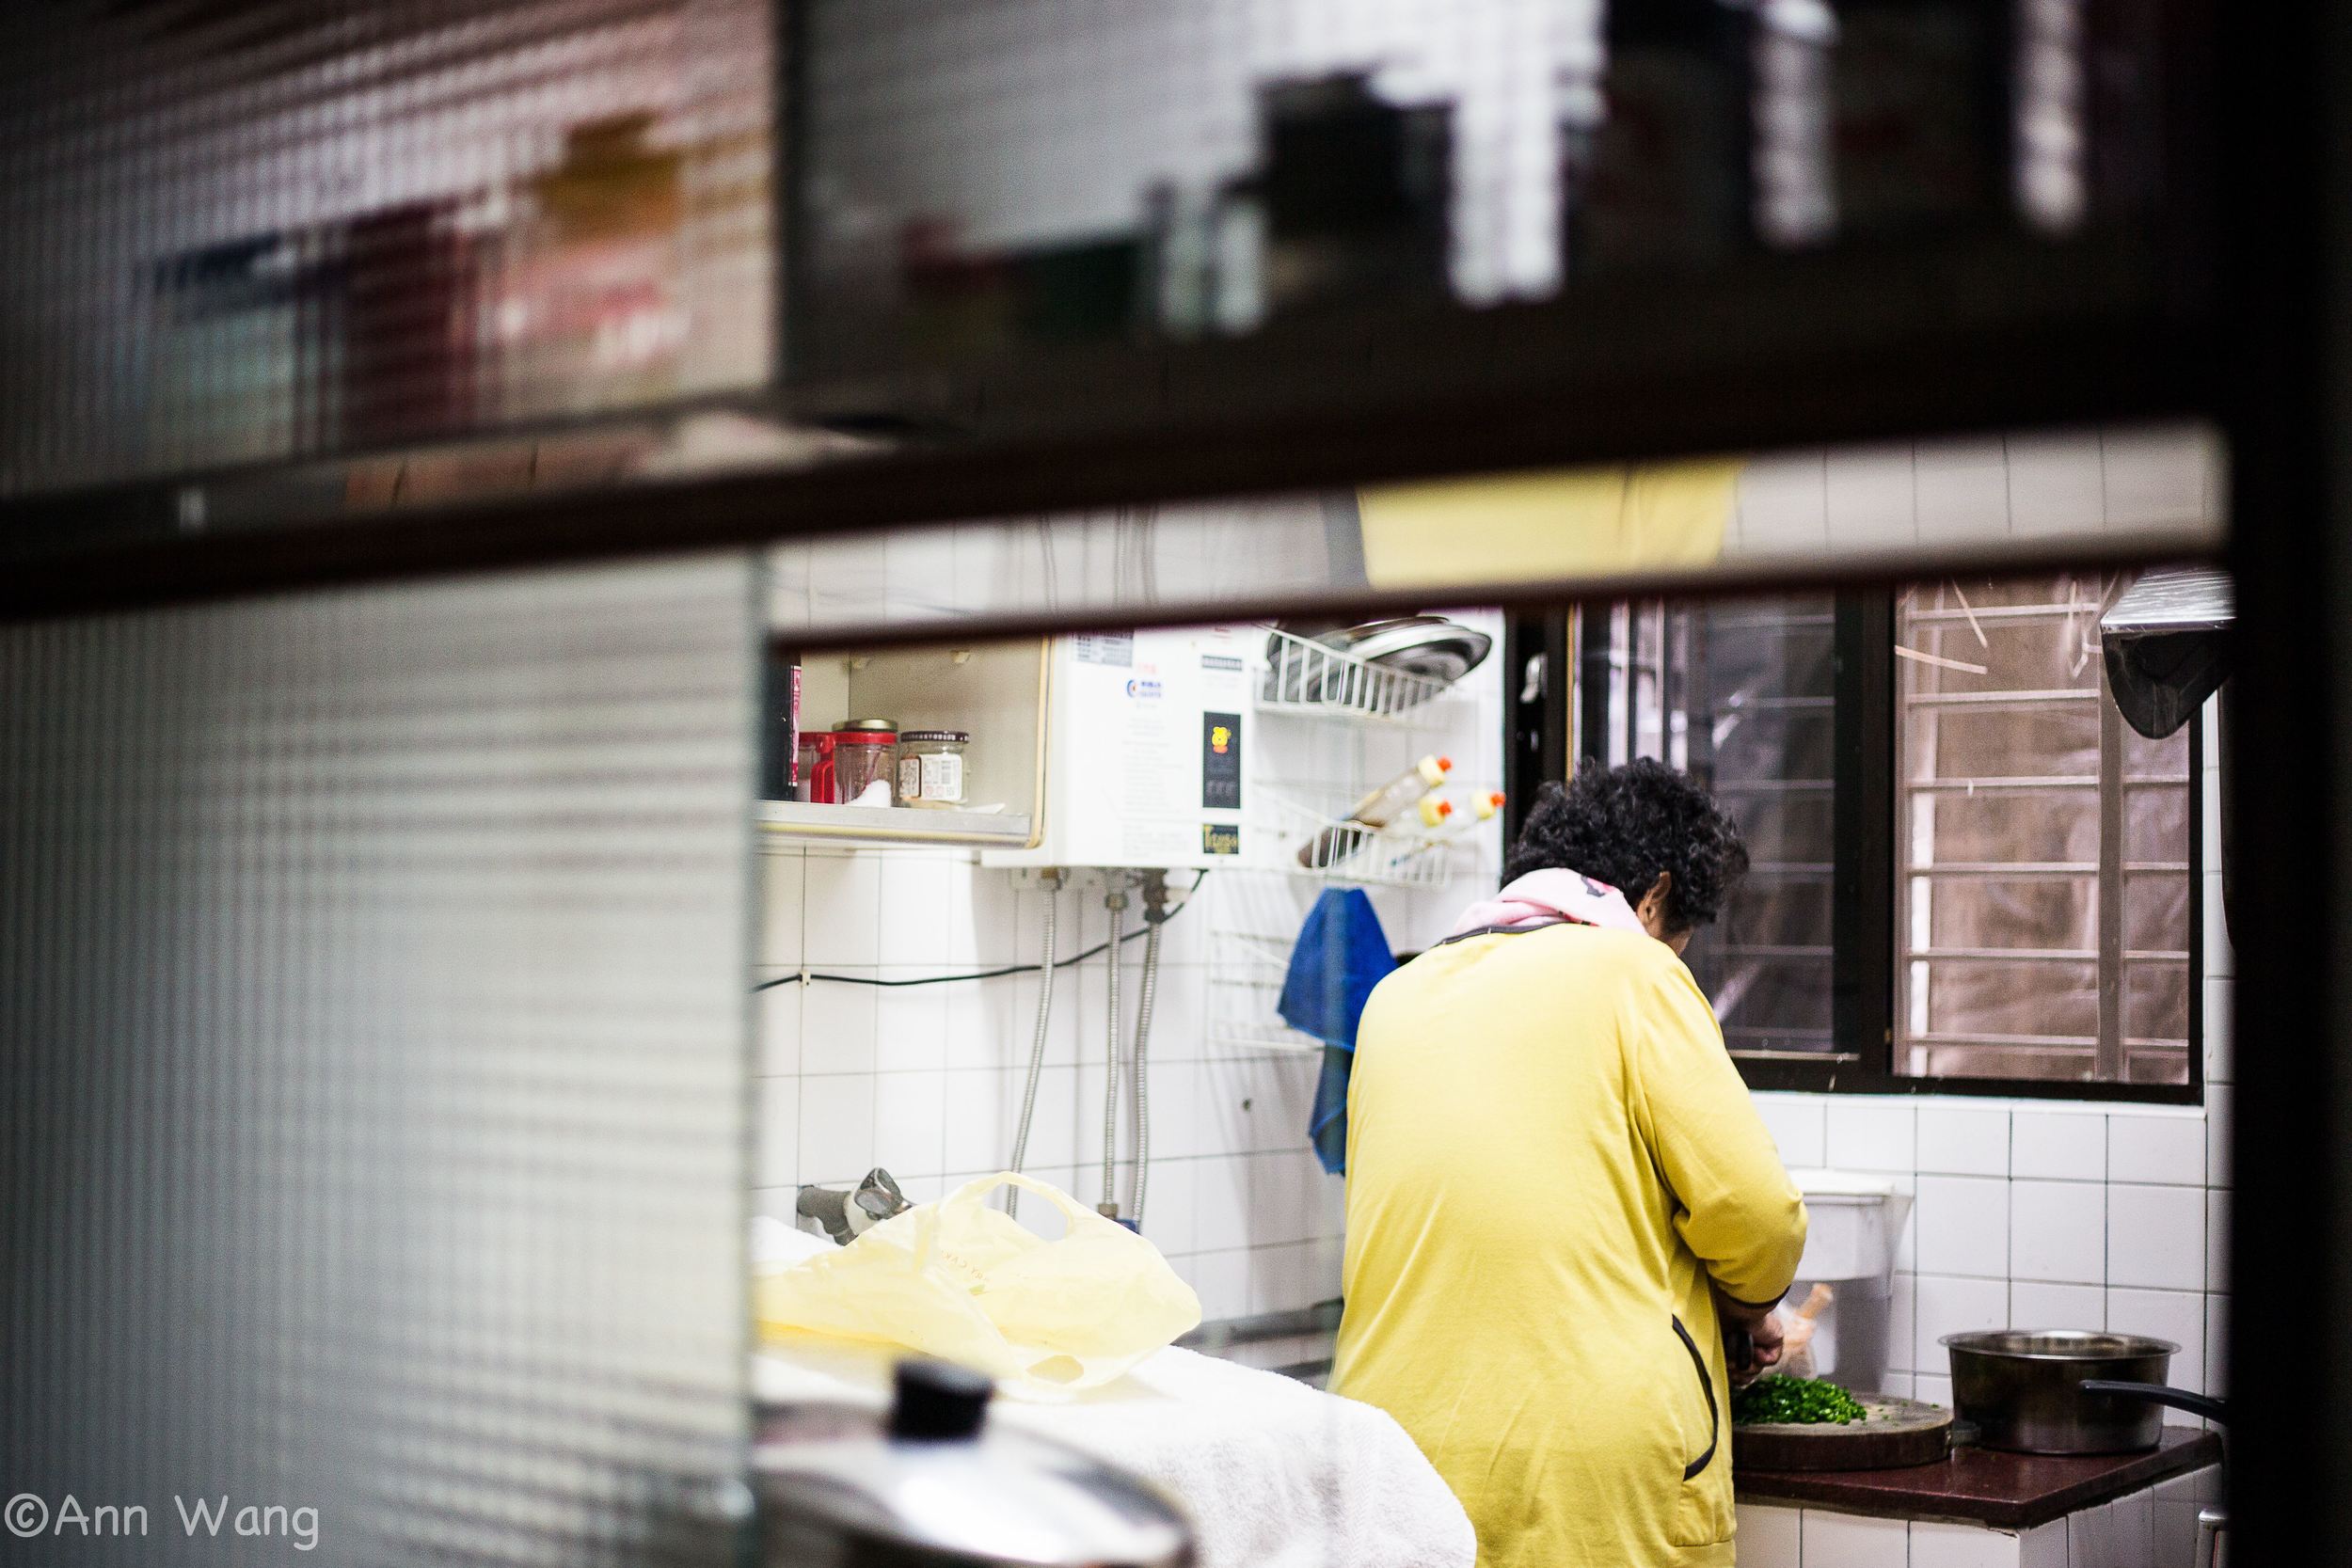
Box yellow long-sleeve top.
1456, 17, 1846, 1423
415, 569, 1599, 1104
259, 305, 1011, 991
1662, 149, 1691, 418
1332, 923, 1808, 1568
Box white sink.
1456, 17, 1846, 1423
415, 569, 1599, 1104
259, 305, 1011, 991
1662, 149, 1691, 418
1786, 1168, 1907, 1282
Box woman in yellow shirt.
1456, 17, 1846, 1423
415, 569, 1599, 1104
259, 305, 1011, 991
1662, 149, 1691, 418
1333, 760, 1808, 1568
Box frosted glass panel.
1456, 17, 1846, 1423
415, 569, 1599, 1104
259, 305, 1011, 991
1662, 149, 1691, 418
0, 556, 759, 1566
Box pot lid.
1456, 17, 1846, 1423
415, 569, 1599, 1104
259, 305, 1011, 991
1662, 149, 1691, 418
756, 1360, 1192, 1568
1332, 616, 1494, 685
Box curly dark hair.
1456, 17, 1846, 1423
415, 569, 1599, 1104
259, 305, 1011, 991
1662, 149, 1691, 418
1503, 759, 1749, 933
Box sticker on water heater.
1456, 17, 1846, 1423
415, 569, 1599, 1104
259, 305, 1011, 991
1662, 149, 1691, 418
1202, 824, 1240, 856
1201, 711, 1241, 810
1073, 633, 1134, 668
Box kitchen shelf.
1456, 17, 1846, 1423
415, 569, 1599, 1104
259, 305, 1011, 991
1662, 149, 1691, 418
756, 800, 1033, 848
1254, 624, 1467, 726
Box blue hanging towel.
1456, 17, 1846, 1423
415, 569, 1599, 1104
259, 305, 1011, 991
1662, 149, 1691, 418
1276, 887, 1397, 1174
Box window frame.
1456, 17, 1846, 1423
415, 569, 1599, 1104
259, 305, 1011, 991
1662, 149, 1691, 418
1533, 592, 2205, 1104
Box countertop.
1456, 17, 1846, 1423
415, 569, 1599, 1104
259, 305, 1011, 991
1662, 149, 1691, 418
1734, 1429, 2223, 1529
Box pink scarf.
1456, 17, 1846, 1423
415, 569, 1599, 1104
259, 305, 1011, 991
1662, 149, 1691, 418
1448, 868, 1650, 940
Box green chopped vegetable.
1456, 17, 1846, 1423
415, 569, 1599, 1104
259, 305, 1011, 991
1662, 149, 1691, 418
1731, 1374, 1868, 1427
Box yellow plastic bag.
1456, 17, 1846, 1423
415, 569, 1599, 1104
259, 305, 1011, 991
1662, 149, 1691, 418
755, 1172, 1201, 1397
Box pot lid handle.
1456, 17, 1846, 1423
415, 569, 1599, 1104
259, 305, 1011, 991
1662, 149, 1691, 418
889, 1358, 992, 1442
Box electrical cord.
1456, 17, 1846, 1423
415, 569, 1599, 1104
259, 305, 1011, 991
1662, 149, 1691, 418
747, 870, 1204, 993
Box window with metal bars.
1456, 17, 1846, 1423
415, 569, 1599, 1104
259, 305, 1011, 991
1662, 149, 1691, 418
1893, 576, 2199, 1089
1561, 575, 2201, 1101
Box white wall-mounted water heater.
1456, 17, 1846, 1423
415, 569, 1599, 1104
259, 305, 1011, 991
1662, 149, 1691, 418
981, 626, 1251, 871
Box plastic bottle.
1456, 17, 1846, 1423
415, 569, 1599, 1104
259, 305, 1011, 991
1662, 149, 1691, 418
1298, 754, 1453, 867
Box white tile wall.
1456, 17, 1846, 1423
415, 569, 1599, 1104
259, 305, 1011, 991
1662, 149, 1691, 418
1737, 1502, 1807, 1565
1917, 1102, 2010, 1177
1915, 1176, 2009, 1277
1804, 1511, 1912, 1568
2106, 1185, 2204, 1291
2010, 1109, 2107, 1182
756, 616, 1505, 1325
1735, 1467, 2219, 1568
1724, 425, 2220, 563
1912, 1519, 2026, 1568
1827, 1100, 1918, 1173
2010, 1181, 2105, 1286
2106, 1112, 2204, 1186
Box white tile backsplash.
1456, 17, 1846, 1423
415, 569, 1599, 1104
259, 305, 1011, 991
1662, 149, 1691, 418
1915, 1275, 2009, 1370
2107, 1183, 2206, 1291
1756, 1094, 1829, 1167
799, 1073, 879, 1184
757, 983, 803, 1075
2203, 1085, 2232, 1190
2106, 1110, 2204, 1186
757, 1076, 800, 1189
2011, 1109, 2107, 1182
1826, 1100, 1917, 1172
872, 1069, 948, 1178
801, 980, 881, 1075
1915, 1175, 2009, 1277
874, 976, 951, 1073
801, 852, 882, 965
759, 852, 804, 966
1916, 1103, 2010, 1177
2106, 1287, 2206, 1403
2009, 1280, 2105, 1332
877, 856, 958, 964
2010, 1180, 2106, 1285
2204, 1189, 2228, 1294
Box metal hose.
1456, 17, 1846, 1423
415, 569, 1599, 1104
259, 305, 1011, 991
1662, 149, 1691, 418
1101, 891, 1126, 1212
1005, 873, 1059, 1221
1128, 914, 1165, 1226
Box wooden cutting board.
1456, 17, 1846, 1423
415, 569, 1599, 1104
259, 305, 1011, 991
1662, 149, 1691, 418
1732, 1396, 1954, 1472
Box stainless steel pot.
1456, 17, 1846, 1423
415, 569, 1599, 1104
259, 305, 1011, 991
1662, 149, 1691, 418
1943, 1330, 2180, 1454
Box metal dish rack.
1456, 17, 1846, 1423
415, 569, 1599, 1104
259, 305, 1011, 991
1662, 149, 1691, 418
1204, 928, 1326, 1054
1257, 787, 1467, 889
1256, 625, 1463, 723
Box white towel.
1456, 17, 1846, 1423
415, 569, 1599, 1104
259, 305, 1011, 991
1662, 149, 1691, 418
755, 1338, 1475, 1568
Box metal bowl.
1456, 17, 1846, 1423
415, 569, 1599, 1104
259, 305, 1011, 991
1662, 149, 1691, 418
1943, 1330, 2180, 1454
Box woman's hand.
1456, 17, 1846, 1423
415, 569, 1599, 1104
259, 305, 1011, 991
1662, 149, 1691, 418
1716, 1290, 1787, 1386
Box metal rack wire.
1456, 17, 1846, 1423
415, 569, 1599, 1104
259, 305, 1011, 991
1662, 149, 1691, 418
1255, 787, 1467, 889
1255, 625, 1464, 723
1203, 928, 1325, 1054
